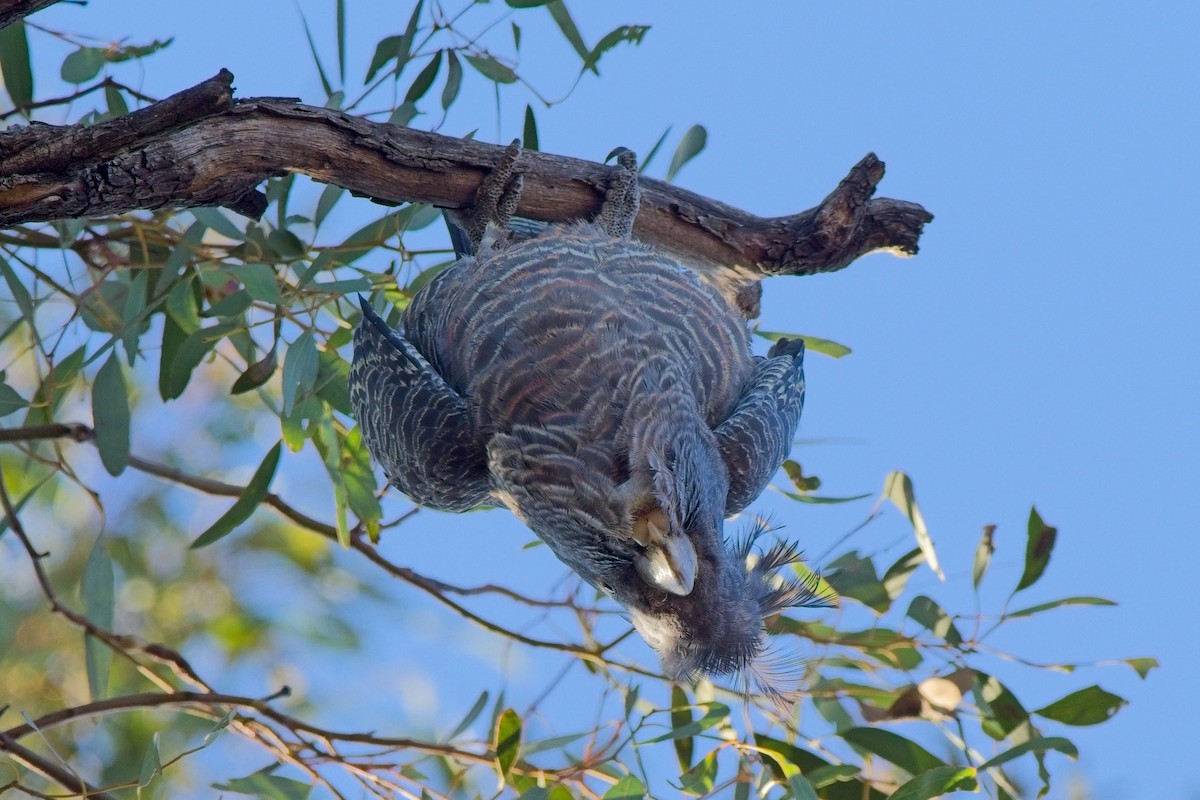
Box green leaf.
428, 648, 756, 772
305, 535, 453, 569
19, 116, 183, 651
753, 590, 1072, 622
314, 184, 345, 229
1125, 657, 1159, 679
670, 684, 693, 770
61, 47, 105, 83
781, 490, 872, 506
282, 331, 319, 416
886, 766, 977, 800
974, 672, 1032, 741
1015, 506, 1056, 592
0, 22, 34, 109
642, 702, 729, 743
446, 690, 487, 743
213, 765, 313, 800
190, 207, 245, 240
231, 347, 278, 395
0, 382, 27, 418
1006, 596, 1115, 619
545, 1, 589, 64
679, 749, 717, 796
603, 775, 645, 800
841, 727, 946, 776
464, 53, 517, 84
493, 707, 521, 784
405, 51, 442, 103
203, 709, 235, 746
977, 737, 1078, 771
523, 104, 539, 150
522, 731, 589, 756
105, 83, 129, 116
666, 124, 707, 182
881, 547, 923, 601
973, 524, 995, 588
787, 774, 819, 800
365, 35, 402, 83
906, 595, 962, 645
442, 51, 462, 111
138, 732, 161, 788
229, 264, 284, 304
824, 552, 888, 614
92, 352, 131, 476
883, 471, 943, 580
81, 536, 114, 700
756, 329, 852, 359
163, 321, 238, 400
190, 442, 282, 549
1034, 685, 1125, 726
583, 25, 650, 73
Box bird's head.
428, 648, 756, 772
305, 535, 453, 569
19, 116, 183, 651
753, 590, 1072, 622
602, 416, 830, 698
604, 516, 828, 699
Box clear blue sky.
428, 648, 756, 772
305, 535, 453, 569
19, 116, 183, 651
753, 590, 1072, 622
21, 2, 1200, 797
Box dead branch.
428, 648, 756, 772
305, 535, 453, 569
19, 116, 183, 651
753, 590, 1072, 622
0, 69, 932, 317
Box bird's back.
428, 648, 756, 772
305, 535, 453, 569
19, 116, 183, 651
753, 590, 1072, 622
404, 222, 754, 438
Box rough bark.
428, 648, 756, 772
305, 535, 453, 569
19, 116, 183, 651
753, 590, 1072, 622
0, 0, 64, 31
0, 69, 933, 316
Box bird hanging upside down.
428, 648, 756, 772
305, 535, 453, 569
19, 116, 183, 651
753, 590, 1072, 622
349, 143, 830, 698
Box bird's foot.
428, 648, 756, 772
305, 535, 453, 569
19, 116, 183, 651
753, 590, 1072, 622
450, 139, 525, 254
767, 336, 805, 360
596, 148, 640, 239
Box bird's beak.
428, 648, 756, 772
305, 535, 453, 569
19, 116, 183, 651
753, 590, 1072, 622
635, 532, 697, 596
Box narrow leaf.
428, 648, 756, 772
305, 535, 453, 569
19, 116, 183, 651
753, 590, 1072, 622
670, 684, 693, 770
1007, 596, 1115, 619
449, 691, 488, 740
756, 329, 852, 358
81, 536, 114, 700
603, 775, 645, 800
883, 471, 943, 580
545, 1, 589, 64
92, 353, 130, 476
841, 727, 946, 776
906, 595, 962, 645
405, 51, 442, 103
442, 51, 462, 110
282, 330, 319, 416
666, 124, 707, 183
191, 442, 282, 548
493, 707, 521, 783
1034, 686, 1125, 726
464, 53, 517, 84
642, 702, 729, 743
787, 775, 819, 800
1015, 505, 1056, 592
138, 732, 161, 788
0, 383, 28, 418
0, 22, 34, 109
523, 104, 539, 151
978, 737, 1078, 771
887, 766, 977, 800
973, 524, 995, 588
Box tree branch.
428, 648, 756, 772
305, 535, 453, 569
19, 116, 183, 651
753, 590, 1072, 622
0, 0, 66, 31
0, 69, 933, 318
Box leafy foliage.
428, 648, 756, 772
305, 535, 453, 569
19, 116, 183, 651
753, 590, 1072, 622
0, 3, 1151, 799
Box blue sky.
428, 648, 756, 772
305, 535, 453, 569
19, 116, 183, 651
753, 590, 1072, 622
16, 2, 1200, 797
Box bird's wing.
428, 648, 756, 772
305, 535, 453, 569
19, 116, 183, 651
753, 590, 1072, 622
713, 337, 806, 516
486, 425, 629, 586
349, 298, 492, 512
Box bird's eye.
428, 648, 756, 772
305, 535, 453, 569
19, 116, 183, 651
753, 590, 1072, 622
600, 582, 615, 595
